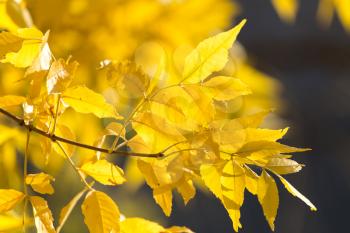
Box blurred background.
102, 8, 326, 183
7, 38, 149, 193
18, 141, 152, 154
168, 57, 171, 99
166, 0, 350, 232
1, 0, 350, 232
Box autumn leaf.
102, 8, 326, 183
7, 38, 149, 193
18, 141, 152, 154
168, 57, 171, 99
24, 31, 52, 79
30, 196, 56, 233
46, 58, 79, 94
266, 157, 303, 174
26, 172, 55, 195
106, 60, 150, 99
271, 0, 298, 23
0, 189, 25, 213
80, 159, 126, 186
120, 217, 164, 233
81, 191, 120, 233
257, 170, 279, 231
62, 85, 122, 119
277, 174, 317, 211
153, 188, 173, 217
202, 76, 251, 101
221, 160, 245, 206
0, 95, 26, 108
182, 19, 246, 83
1, 27, 47, 67
0, 31, 23, 58
120, 217, 193, 233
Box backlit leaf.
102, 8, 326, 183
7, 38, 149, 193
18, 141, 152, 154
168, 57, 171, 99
182, 20, 246, 83
80, 160, 126, 186
62, 85, 121, 119
30, 196, 56, 233
221, 160, 245, 206
153, 188, 173, 216
177, 179, 196, 205
46, 58, 79, 94
203, 76, 251, 101
257, 170, 279, 231
81, 191, 120, 233
0, 189, 24, 213
1, 27, 45, 68
277, 174, 317, 211
266, 157, 303, 174
25, 172, 55, 195
0, 31, 23, 58
0, 95, 26, 108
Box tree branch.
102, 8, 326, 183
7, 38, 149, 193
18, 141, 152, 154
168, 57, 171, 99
0, 107, 164, 158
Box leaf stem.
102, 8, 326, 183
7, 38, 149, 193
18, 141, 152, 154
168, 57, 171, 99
51, 95, 61, 135
56, 141, 94, 191
110, 97, 146, 151
0, 107, 163, 158
22, 130, 30, 233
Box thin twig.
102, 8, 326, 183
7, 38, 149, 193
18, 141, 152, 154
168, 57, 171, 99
22, 130, 30, 233
0, 108, 163, 158
56, 141, 94, 191
51, 95, 61, 135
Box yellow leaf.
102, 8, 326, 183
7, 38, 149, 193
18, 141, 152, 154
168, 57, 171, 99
233, 110, 271, 128
182, 20, 246, 83
149, 84, 215, 129
277, 174, 317, 211
257, 170, 279, 231
1, 27, 45, 67
334, 0, 350, 31
120, 218, 164, 233
127, 135, 153, 154
200, 164, 223, 200
80, 159, 126, 186
0, 189, 24, 213
153, 188, 173, 217
165, 226, 194, 233
62, 85, 121, 119
244, 128, 289, 142
57, 187, 88, 233
24, 31, 52, 78
0, 214, 25, 232
0, 2, 19, 31
132, 112, 185, 152
5, 0, 33, 28
106, 60, 150, 99
237, 141, 310, 158
0, 95, 26, 108
220, 160, 245, 206
105, 122, 126, 139
81, 191, 120, 233
177, 179, 196, 205
137, 159, 172, 188
46, 58, 79, 94
0, 31, 23, 58
222, 196, 242, 232
30, 196, 56, 233
25, 172, 55, 195
271, 0, 298, 23
244, 166, 259, 195
181, 84, 215, 126
266, 157, 303, 174
120, 217, 194, 233
53, 124, 76, 157
203, 76, 251, 101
